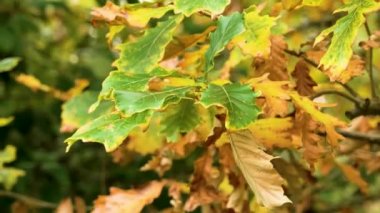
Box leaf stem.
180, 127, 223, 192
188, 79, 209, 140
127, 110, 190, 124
364, 20, 377, 100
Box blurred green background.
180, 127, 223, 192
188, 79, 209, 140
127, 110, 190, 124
0, 0, 162, 211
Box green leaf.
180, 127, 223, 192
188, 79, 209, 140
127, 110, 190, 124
174, 0, 230, 16
61, 91, 113, 131
114, 15, 183, 74
0, 57, 21, 73
114, 87, 191, 116
0, 145, 16, 165
234, 6, 276, 57
90, 67, 172, 111
0, 168, 25, 191
65, 111, 151, 152
205, 13, 245, 72
200, 83, 260, 129
0, 145, 25, 190
0, 117, 14, 127
161, 99, 201, 142
314, 0, 380, 81
228, 130, 291, 207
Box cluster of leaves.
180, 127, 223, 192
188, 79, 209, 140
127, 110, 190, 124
58, 0, 380, 212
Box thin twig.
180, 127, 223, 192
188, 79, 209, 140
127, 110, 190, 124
311, 90, 362, 107
336, 82, 359, 98
337, 129, 380, 144
364, 20, 377, 99
0, 190, 57, 209
284, 49, 320, 69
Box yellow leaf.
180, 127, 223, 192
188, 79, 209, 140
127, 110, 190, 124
291, 93, 345, 146
249, 118, 295, 149
0, 117, 14, 127
228, 130, 292, 207
233, 6, 276, 58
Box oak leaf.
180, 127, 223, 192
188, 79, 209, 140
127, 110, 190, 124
92, 181, 165, 213
228, 130, 292, 207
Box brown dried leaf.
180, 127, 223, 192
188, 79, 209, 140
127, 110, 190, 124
184, 150, 223, 211
254, 36, 289, 81
292, 60, 316, 96
293, 110, 325, 167
92, 181, 165, 213
338, 163, 368, 195
56, 198, 73, 213
360, 31, 380, 50
229, 130, 292, 207
91, 1, 129, 25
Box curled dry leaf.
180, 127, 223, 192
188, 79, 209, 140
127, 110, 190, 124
184, 149, 224, 211
292, 59, 317, 96
228, 130, 292, 207
293, 110, 325, 167
92, 181, 165, 213
254, 36, 289, 81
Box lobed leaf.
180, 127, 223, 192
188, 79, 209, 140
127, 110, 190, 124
114, 15, 183, 74
65, 111, 151, 152
61, 91, 113, 132
314, 0, 380, 81
93, 181, 165, 213
205, 13, 245, 72
161, 99, 201, 142
200, 83, 260, 129
233, 6, 276, 58
90, 67, 171, 111
114, 87, 191, 116
228, 130, 292, 207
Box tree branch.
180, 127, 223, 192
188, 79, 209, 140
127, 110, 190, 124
284, 49, 320, 69
337, 129, 380, 144
0, 190, 57, 209
364, 20, 377, 99
311, 90, 362, 107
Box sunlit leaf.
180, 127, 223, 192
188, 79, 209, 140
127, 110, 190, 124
0, 117, 14, 127
291, 93, 345, 146
249, 118, 295, 149
200, 83, 260, 129
0, 57, 21, 73
114, 15, 183, 73
233, 6, 276, 58
65, 111, 151, 152
90, 67, 171, 111
0, 145, 25, 190
61, 91, 113, 132
314, 0, 380, 81
205, 13, 245, 72
174, 0, 230, 16
114, 87, 191, 116
228, 130, 292, 207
